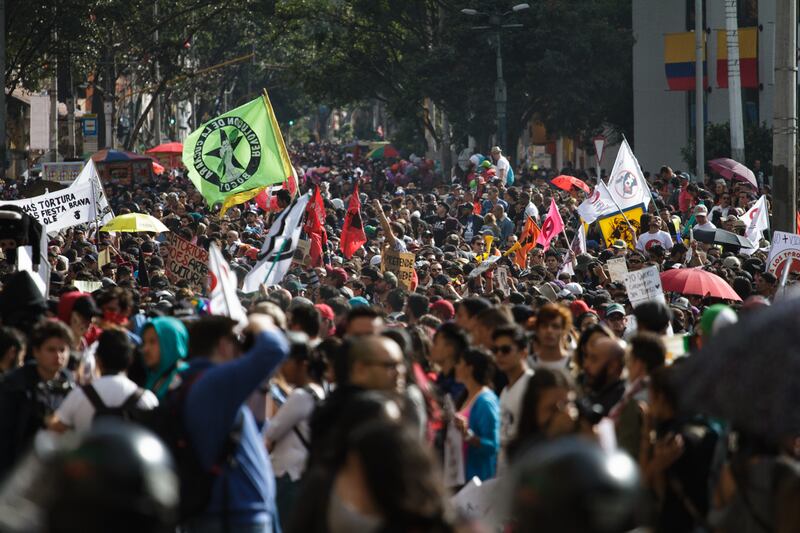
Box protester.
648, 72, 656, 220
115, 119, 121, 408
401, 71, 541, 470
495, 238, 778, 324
141, 316, 189, 401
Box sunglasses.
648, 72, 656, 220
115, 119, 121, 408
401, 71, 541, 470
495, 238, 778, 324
492, 345, 514, 355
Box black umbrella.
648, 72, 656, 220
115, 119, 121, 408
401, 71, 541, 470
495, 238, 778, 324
672, 297, 800, 443
692, 228, 754, 249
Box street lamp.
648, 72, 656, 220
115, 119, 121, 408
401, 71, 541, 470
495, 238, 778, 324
461, 3, 529, 151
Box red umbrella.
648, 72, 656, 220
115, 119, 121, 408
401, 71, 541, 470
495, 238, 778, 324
708, 158, 757, 189
151, 160, 165, 175
146, 142, 183, 154
660, 267, 742, 301
551, 175, 590, 193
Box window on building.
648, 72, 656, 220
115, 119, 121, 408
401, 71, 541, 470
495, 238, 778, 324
743, 88, 759, 124
739, 0, 758, 27
685, 0, 707, 31
687, 90, 709, 140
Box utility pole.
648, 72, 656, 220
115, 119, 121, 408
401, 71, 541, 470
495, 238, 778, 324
772, 0, 797, 233
0, 0, 6, 175
152, 0, 162, 145
494, 27, 507, 150
50, 34, 59, 161
694, 0, 704, 182
725, 0, 745, 162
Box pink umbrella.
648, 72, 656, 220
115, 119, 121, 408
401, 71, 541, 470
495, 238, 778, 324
660, 267, 742, 301
708, 158, 757, 189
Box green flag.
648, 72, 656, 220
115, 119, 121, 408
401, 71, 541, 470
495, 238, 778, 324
182, 96, 290, 207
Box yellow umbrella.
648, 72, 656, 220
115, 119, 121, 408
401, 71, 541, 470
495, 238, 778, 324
101, 213, 170, 233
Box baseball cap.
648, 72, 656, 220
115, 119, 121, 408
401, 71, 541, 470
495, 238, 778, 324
605, 303, 625, 317
611, 240, 627, 250
694, 204, 708, 216
315, 303, 335, 321
430, 299, 455, 320
349, 296, 370, 308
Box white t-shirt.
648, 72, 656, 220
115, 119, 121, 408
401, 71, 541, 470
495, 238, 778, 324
635, 230, 674, 251
500, 369, 534, 448
266, 384, 324, 481
495, 156, 511, 179
55, 374, 159, 433
695, 221, 717, 231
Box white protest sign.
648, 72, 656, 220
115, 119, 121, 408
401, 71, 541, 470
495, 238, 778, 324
469, 254, 501, 278
495, 266, 510, 296
624, 265, 665, 307
74, 280, 102, 293
607, 257, 629, 283
1, 182, 97, 232
451, 476, 501, 524
766, 231, 800, 277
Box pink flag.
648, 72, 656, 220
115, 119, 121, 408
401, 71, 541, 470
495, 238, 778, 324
536, 198, 565, 251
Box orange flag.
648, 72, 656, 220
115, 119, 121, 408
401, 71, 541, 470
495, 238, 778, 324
505, 216, 541, 269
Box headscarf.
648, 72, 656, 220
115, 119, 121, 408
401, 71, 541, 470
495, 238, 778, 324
144, 316, 189, 400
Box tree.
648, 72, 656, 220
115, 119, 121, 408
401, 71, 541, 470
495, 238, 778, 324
681, 121, 774, 174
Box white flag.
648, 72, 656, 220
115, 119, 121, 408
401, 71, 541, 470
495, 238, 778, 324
208, 242, 247, 325
72, 160, 114, 226
740, 194, 769, 254
243, 192, 311, 292
577, 139, 652, 224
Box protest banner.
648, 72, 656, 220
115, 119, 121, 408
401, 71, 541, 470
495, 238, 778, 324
42, 162, 84, 184
165, 233, 209, 289
766, 231, 800, 277
597, 207, 643, 250
1, 182, 97, 232
468, 254, 501, 279
607, 257, 629, 283
624, 265, 666, 307
381, 249, 415, 289
495, 266, 510, 296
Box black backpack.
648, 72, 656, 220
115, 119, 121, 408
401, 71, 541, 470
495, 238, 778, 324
135, 370, 244, 524
82, 383, 145, 422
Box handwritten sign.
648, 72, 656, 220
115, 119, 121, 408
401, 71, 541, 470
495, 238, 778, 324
165, 234, 209, 289
607, 257, 629, 283
382, 249, 415, 289
624, 265, 665, 307
766, 231, 800, 277
1, 182, 96, 231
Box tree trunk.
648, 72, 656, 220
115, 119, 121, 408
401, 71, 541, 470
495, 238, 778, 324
125, 81, 167, 151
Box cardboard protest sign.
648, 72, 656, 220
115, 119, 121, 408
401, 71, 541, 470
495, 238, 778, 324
382, 249, 415, 289
292, 239, 311, 266
624, 265, 665, 307
165, 233, 209, 289
597, 207, 643, 250
495, 266, 510, 296
766, 231, 800, 277
607, 257, 629, 283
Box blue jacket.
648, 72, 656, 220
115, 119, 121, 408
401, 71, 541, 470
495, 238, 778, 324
466, 389, 500, 481
184, 330, 288, 529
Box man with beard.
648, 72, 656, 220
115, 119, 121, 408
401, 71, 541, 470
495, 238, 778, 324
581, 336, 626, 416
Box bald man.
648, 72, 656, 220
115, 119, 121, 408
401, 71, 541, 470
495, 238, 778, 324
347, 335, 406, 393
582, 336, 626, 416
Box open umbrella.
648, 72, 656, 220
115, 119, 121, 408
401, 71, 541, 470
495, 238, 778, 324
101, 213, 169, 233
673, 297, 800, 442
146, 142, 183, 154
91, 149, 152, 163
551, 175, 590, 193
151, 160, 165, 175
708, 158, 757, 189
366, 144, 400, 159
660, 267, 742, 301
693, 228, 754, 249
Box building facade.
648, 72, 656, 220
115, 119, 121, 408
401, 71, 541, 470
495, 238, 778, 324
633, 0, 777, 173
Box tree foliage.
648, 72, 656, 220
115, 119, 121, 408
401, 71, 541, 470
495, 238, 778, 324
681, 121, 774, 174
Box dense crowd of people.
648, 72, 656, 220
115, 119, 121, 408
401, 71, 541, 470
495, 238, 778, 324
0, 141, 798, 533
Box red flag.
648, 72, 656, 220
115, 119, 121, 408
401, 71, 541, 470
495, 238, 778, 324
304, 185, 327, 267
340, 182, 367, 259
536, 198, 565, 252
